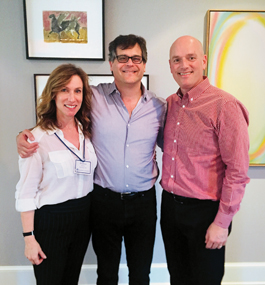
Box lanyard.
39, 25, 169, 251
55, 133, 85, 162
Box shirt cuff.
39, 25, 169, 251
15, 199, 37, 212
213, 210, 233, 229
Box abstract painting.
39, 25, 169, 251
206, 10, 265, 165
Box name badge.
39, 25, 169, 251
75, 160, 91, 175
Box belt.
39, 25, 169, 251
120, 192, 140, 200
166, 191, 216, 205
94, 184, 155, 200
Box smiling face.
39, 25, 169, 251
55, 75, 83, 122
109, 43, 146, 89
169, 36, 207, 95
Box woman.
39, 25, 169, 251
15, 64, 97, 285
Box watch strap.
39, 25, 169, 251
23, 231, 34, 237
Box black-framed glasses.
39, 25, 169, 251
115, 55, 143, 64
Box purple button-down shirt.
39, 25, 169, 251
91, 82, 166, 193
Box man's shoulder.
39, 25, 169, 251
206, 85, 248, 117
91, 82, 114, 97
91, 82, 111, 90
147, 90, 167, 106
166, 92, 176, 99
208, 84, 235, 101
165, 93, 177, 104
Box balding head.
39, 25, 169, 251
169, 35, 207, 94
170, 36, 204, 59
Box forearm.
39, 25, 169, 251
21, 211, 35, 232
21, 210, 47, 265
214, 151, 250, 228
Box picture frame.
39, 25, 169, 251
34, 74, 149, 118
23, 0, 104, 60
206, 10, 265, 166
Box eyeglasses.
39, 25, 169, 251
115, 55, 143, 64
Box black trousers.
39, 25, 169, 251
91, 184, 157, 285
33, 193, 91, 285
161, 190, 228, 285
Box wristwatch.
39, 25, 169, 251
23, 231, 34, 237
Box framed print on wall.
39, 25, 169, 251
23, 0, 104, 60
206, 10, 265, 165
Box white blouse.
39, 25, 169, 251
15, 124, 97, 212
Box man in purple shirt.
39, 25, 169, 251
160, 35, 249, 285
17, 34, 166, 285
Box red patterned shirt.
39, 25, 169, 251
161, 77, 250, 228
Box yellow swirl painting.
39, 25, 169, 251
207, 10, 265, 165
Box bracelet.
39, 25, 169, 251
23, 231, 34, 237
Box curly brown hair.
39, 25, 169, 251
36, 64, 92, 138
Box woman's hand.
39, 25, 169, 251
24, 235, 47, 265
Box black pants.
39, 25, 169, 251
33, 193, 91, 285
91, 184, 157, 285
161, 190, 229, 285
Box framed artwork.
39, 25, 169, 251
23, 0, 104, 60
34, 73, 149, 112
206, 10, 265, 166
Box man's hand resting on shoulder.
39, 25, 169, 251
17, 129, 38, 158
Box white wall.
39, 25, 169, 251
1, 0, 265, 281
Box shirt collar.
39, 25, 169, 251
176, 76, 210, 102
46, 120, 84, 140
107, 81, 150, 103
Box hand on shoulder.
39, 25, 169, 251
17, 129, 38, 158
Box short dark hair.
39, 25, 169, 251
36, 64, 92, 138
108, 34, 147, 63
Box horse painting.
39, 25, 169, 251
43, 11, 87, 43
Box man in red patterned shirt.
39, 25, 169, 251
160, 35, 250, 285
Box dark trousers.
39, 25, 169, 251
33, 194, 91, 285
161, 190, 228, 285
91, 184, 157, 285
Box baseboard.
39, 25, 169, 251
222, 263, 265, 285
0, 262, 265, 285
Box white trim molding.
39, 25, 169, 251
0, 262, 265, 285
222, 262, 265, 285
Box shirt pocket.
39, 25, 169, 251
48, 150, 74, 178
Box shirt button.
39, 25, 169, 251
126, 184, 129, 188
182, 105, 185, 108
172, 157, 175, 160
177, 122, 180, 125
126, 144, 129, 147
126, 165, 129, 168
174, 140, 176, 143
128, 124, 130, 127
171, 175, 174, 178
190, 98, 193, 101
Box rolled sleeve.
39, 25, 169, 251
15, 153, 43, 212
